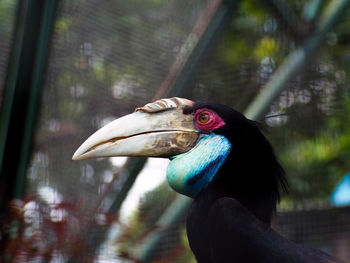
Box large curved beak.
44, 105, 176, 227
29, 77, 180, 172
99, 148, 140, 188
72, 98, 198, 161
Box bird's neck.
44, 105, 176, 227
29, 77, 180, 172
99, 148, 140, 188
199, 134, 285, 225
166, 134, 231, 198
197, 181, 278, 225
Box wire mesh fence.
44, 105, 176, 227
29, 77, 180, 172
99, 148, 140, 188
1, 0, 350, 262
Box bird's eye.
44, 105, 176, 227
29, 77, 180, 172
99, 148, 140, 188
194, 108, 225, 132
199, 113, 210, 123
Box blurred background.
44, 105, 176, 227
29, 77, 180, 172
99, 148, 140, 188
1, 0, 350, 262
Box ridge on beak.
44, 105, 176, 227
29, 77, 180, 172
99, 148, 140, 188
72, 98, 198, 160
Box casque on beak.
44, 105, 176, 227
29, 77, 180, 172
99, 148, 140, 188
72, 98, 198, 161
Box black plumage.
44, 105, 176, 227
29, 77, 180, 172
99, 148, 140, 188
184, 102, 341, 263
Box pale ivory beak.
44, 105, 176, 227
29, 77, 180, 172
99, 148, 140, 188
72, 98, 198, 160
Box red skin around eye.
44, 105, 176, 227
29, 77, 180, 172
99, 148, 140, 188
194, 108, 225, 132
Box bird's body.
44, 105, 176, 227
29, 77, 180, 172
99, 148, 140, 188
72, 98, 343, 263
188, 195, 340, 263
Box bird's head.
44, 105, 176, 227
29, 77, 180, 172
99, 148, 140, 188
73, 97, 286, 220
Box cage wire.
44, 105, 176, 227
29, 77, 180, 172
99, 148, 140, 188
1, 0, 350, 262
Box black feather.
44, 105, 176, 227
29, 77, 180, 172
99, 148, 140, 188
184, 102, 341, 263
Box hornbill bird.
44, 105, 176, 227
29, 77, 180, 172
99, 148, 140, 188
73, 97, 342, 263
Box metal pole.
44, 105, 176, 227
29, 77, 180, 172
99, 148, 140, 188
0, 0, 58, 214
15, 0, 58, 198
303, 0, 326, 22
